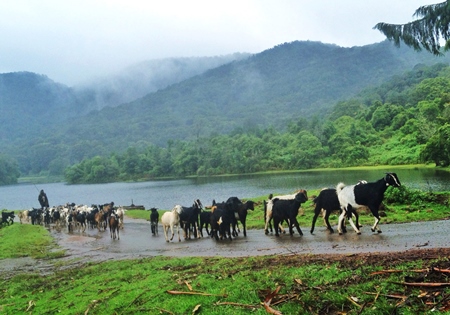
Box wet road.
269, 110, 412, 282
52, 218, 450, 262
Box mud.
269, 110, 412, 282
1, 217, 449, 275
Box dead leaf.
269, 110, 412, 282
263, 286, 283, 315
294, 279, 302, 285
192, 304, 201, 314
185, 280, 193, 291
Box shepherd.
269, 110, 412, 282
38, 189, 49, 210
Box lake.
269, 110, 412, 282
1, 167, 449, 210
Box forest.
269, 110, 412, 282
64, 63, 450, 184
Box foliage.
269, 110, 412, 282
0, 155, 20, 185
63, 63, 450, 183
374, 1, 450, 55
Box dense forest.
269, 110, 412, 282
64, 63, 450, 184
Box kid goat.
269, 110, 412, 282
336, 173, 401, 235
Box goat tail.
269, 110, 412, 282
336, 182, 345, 193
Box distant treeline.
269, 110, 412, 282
64, 63, 450, 184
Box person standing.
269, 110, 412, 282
38, 189, 49, 209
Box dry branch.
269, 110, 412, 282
390, 281, 450, 288
214, 301, 257, 309
166, 290, 228, 297
370, 267, 450, 276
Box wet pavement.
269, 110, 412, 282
1, 218, 448, 276
52, 218, 449, 260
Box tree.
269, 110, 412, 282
0, 155, 20, 185
421, 123, 450, 165
374, 1, 450, 55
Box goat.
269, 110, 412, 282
199, 210, 211, 237
109, 213, 120, 240
336, 173, 401, 234
115, 207, 125, 229
264, 191, 302, 235
174, 199, 203, 239
18, 210, 29, 224
272, 190, 308, 237
150, 208, 159, 235
161, 208, 181, 242
209, 202, 234, 241
1, 211, 15, 226
310, 180, 367, 234
28, 208, 43, 225
225, 197, 255, 237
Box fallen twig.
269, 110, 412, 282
390, 281, 450, 288
370, 267, 450, 276
346, 296, 361, 308
166, 290, 228, 297
364, 292, 407, 300
214, 301, 257, 309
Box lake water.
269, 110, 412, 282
1, 167, 449, 210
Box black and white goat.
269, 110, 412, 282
271, 190, 308, 237
336, 173, 401, 234
264, 191, 302, 235
310, 180, 367, 234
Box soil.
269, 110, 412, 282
1, 217, 449, 276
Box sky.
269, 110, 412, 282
0, 0, 439, 86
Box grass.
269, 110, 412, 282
1, 186, 449, 314
1, 253, 449, 314
0, 223, 64, 260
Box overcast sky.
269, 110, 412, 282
0, 0, 438, 86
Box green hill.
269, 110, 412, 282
1, 40, 450, 177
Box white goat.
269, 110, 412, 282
161, 208, 181, 242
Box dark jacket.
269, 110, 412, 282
38, 190, 49, 208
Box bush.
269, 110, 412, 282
384, 185, 438, 205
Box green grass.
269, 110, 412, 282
0, 223, 64, 259
1, 254, 449, 314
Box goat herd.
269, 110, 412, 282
156, 172, 401, 242
12, 202, 124, 240
5, 173, 401, 243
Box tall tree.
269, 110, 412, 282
374, 1, 450, 55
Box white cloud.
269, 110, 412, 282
0, 0, 438, 85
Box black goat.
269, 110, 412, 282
209, 201, 234, 241
199, 210, 211, 237
336, 173, 401, 234
175, 199, 203, 239
226, 197, 255, 237
272, 190, 308, 237
150, 208, 159, 235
